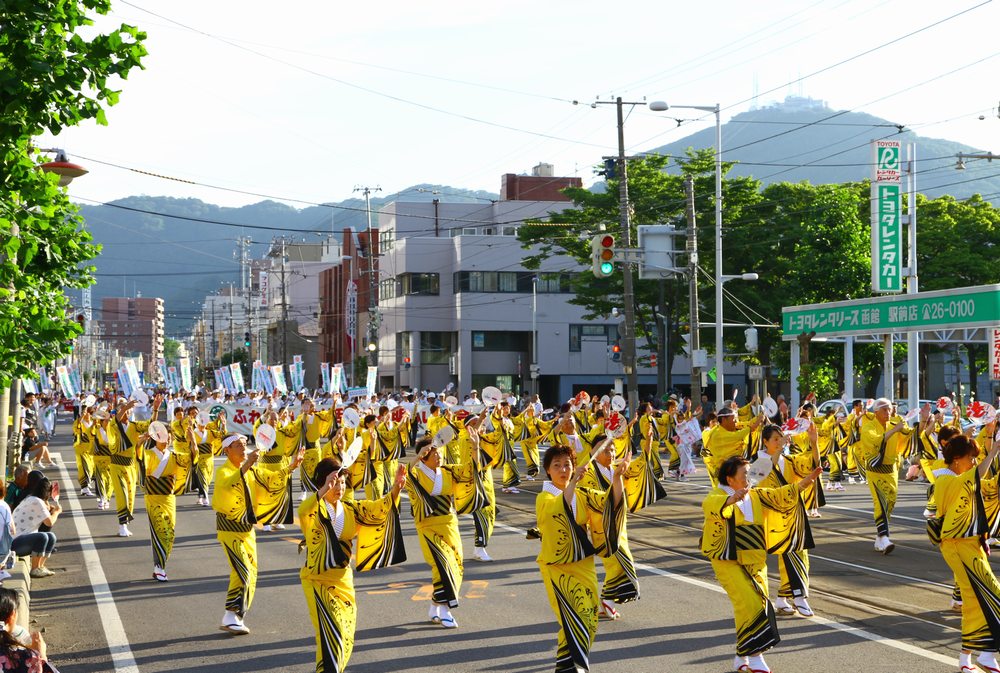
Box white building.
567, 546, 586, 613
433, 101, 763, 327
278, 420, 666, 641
373, 168, 667, 403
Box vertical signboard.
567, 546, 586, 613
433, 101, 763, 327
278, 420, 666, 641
871, 140, 902, 293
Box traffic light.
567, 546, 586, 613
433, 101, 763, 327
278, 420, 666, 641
403, 356, 411, 369
591, 234, 615, 278
244, 332, 251, 348
650, 353, 657, 368
610, 342, 621, 362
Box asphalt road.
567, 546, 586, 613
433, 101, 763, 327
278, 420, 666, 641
29, 421, 967, 673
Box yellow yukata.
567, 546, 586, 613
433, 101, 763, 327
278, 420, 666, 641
213, 459, 290, 618
704, 425, 754, 488
170, 417, 194, 496
72, 417, 96, 492
513, 414, 553, 479
656, 413, 681, 474
144, 446, 180, 569
375, 419, 406, 497
455, 431, 496, 548
931, 466, 1000, 653
481, 413, 520, 489
757, 457, 816, 600
702, 482, 802, 657
299, 491, 405, 673
109, 419, 139, 526
406, 461, 475, 609
91, 422, 115, 505
192, 420, 225, 499
855, 416, 910, 538
536, 482, 624, 673
579, 460, 653, 604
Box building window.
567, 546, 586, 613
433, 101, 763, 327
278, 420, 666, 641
568, 324, 617, 352
379, 228, 394, 252
420, 331, 451, 364
536, 273, 573, 293
471, 331, 530, 351
379, 279, 395, 301
396, 273, 439, 296
454, 271, 534, 293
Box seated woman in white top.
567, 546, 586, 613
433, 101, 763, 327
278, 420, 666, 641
11, 477, 61, 578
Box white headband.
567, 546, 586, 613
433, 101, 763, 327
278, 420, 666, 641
221, 434, 246, 449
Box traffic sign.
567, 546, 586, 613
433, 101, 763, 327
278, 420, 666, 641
748, 365, 764, 381
782, 284, 1000, 339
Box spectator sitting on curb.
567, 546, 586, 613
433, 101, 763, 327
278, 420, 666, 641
4, 467, 30, 512
11, 477, 61, 579
20, 429, 54, 469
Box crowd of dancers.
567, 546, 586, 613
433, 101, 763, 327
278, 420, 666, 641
60, 385, 1000, 673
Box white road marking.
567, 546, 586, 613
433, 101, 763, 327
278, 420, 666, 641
56, 451, 140, 673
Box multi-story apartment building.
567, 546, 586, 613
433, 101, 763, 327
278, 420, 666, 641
99, 296, 164, 378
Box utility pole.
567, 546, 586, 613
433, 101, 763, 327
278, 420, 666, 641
228, 282, 234, 362
237, 236, 252, 361
595, 97, 641, 418
355, 185, 381, 368
685, 176, 702, 406
210, 298, 217, 368
280, 237, 288, 366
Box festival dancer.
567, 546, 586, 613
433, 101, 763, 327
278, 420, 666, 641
928, 431, 1000, 673
536, 443, 628, 673
141, 420, 196, 582
191, 410, 227, 507
854, 398, 911, 554
704, 406, 766, 488
406, 429, 483, 628
298, 458, 406, 672
109, 400, 141, 537
71, 404, 96, 496
214, 433, 304, 634
170, 406, 196, 498
702, 455, 821, 673
90, 406, 116, 511
757, 424, 818, 618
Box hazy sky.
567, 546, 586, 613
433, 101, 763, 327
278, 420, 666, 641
41, 0, 1000, 210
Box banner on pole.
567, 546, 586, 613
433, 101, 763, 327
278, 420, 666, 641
331, 364, 343, 395
56, 365, 76, 397
366, 366, 377, 398
179, 357, 192, 391
229, 363, 245, 393
871, 139, 903, 294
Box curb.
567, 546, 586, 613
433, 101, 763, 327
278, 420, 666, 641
6, 556, 31, 631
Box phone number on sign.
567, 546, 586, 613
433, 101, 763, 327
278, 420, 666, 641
920, 299, 975, 322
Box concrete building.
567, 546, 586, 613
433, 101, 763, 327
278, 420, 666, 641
99, 296, 164, 378
371, 165, 662, 403
261, 237, 340, 388
319, 228, 376, 388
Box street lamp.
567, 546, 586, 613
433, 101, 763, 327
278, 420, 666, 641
37, 148, 87, 186
649, 101, 725, 402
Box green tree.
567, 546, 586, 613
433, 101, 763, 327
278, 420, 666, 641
517, 150, 764, 391
0, 0, 146, 388
163, 337, 181, 363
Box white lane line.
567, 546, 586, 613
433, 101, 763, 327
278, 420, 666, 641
493, 521, 953, 667
55, 451, 139, 673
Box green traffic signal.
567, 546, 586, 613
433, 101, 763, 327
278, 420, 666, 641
600, 261, 614, 275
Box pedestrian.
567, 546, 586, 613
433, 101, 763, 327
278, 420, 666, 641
19, 429, 54, 469
703, 405, 766, 488
4, 466, 30, 512
72, 405, 96, 496
298, 458, 406, 672
535, 443, 628, 673
702, 455, 820, 673
928, 431, 1000, 673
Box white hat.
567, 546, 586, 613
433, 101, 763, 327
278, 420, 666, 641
221, 434, 247, 449
428, 392, 437, 399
